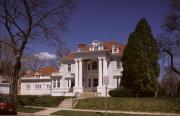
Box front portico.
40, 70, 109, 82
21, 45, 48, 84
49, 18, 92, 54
73, 50, 110, 96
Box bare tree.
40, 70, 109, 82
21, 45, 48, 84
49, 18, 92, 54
160, 66, 179, 96
0, 0, 74, 102
56, 45, 71, 60
158, 0, 180, 75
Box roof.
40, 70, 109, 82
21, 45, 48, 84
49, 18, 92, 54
61, 40, 125, 61
22, 66, 57, 78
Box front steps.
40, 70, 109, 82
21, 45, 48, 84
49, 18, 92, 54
59, 92, 97, 108
79, 92, 97, 99
59, 98, 73, 108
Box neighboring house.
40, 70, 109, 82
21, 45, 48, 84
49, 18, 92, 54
0, 76, 11, 95
20, 67, 57, 95
51, 40, 124, 96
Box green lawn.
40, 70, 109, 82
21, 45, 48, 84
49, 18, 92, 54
75, 97, 180, 113
17, 106, 45, 113
51, 110, 145, 116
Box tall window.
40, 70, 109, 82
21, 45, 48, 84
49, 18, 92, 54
89, 79, 91, 87
92, 61, 97, 70
57, 79, 60, 88
26, 85, 30, 89
53, 79, 56, 88
68, 64, 71, 72
88, 64, 91, 70
116, 60, 121, 69
93, 79, 98, 87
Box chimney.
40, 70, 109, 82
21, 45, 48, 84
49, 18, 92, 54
78, 43, 86, 51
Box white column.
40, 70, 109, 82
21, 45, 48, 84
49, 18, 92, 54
75, 59, 79, 87
69, 79, 72, 88
103, 57, 108, 86
98, 57, 103, 87
79, 59, 83, 87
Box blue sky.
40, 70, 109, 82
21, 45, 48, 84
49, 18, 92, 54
28, 0, 169, 54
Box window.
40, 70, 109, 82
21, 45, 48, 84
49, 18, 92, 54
57, 79, 60, 88
113, 48, 117, 52
89, 79, 91, 87
53, 79, 56, 88
93, 79, 98, 87
26, 85, 30, 89
92, 61, 97, 70
35, 75, 40, 79
68, 64, 71, 72
35, 85, 41, 89
116, 60, 121, 69
47, 85, 51, 89
94, 46, 98, 51
88, 64, 91, 70
112, 45, 118, 53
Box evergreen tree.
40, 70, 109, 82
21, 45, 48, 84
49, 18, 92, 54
121, 18, 160, 97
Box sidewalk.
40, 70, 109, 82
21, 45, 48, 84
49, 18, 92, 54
18, 106, 180, 116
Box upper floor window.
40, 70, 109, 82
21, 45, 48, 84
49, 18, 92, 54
112, 45, 118, 53
94, 46, 98, 51
68, 64, 71, 72
35, 75, 40, 79
92, 61, 97, 70
116, 60, 121, 69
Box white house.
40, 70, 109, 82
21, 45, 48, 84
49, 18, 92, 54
20, 40, 124, 96
51, 40, 124, 96
20, 67, 56, 95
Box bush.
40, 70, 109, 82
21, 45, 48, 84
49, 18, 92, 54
17, 95, 66, 107
109, 87, 132, 97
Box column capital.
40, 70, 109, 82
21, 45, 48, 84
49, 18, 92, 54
75, 58, 82, 62
74, 58, 79, 62
98, 57, 103, 60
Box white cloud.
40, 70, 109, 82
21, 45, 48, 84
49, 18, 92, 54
34, 52, 57, 60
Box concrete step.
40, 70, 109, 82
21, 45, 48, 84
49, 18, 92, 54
59, 98, 73, 108
79, 92, 97, 99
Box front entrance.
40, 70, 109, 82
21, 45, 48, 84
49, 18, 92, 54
84, 78, 98, 92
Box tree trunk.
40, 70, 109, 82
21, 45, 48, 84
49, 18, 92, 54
11, 59, 21, 103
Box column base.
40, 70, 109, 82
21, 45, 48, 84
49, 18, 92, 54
97, 86, 111, 97
73, 87, 83, 93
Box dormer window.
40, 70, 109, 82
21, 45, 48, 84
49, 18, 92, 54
94, 46, 98, 51
35, 75, 40, 79
112, 45, 119, 53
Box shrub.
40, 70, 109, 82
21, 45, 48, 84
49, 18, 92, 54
17, 95, 66, 107
109, 87, 132, 97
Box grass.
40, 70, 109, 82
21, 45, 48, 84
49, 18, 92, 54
75, 97, 180, 113
51, 110, 144, 116
17, 106, 45, 113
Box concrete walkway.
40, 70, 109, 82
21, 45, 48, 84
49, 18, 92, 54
18, 106, 180, 116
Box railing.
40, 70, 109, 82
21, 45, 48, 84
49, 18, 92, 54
72, 92, 79, 108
